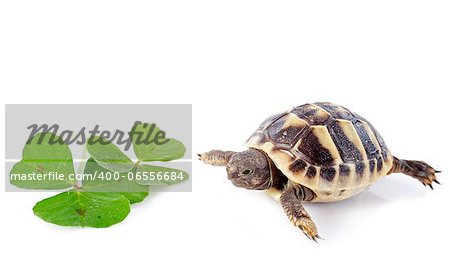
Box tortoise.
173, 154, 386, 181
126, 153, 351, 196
199, 102, 440, 241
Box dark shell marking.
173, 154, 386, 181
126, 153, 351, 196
314, 102, 355, 121
356, 162, 365, 178
320, 167, 336, 182
339, 164, 350, 177
256, 112, 285, 131
368, 122, 388, 158
376, 156, 383, 171
291, 104, 331, 125
328, 120, 364, 162
306, 166, 317, 178
289, 159, 307, 173
297, 130, 335, 166
353, 120, 379, 159
369, 159, 376, 173
266, 113, 308, 147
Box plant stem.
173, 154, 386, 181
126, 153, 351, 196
75, 145, 89, 188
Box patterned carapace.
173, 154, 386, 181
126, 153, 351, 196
246, 102, 394, 201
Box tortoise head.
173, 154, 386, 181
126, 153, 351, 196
226, 149, 272, 190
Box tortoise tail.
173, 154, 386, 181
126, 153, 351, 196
389, 156, 441, 189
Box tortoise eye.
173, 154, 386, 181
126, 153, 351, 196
242, 169, 253, 175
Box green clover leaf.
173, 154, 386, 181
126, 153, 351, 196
10, 132, 75, 189
87, 135, 134, 173
33, 190, 130, 228
82, 158, 149, 204
131, 122, 186, 162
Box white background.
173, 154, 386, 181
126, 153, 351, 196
1, 1, 449, 268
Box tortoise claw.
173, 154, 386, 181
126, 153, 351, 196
396, 159, 440, 190
312, 234, 324, 242
420, 174, 440, 189
416, 166, 441, 190
295, 217, 321, 243
303, 232, 322, 243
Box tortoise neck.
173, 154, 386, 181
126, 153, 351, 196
258, 149, 288, 190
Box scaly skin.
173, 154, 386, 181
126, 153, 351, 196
198, 150, 236, 166
389, 157, 441, 189
280, 183, 321, 242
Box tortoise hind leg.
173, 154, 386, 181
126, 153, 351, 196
280, 183, 321, 241
389, 156, 441, 189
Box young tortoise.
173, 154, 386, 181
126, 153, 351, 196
199, 102, 440, 241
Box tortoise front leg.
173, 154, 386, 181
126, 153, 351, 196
280, 183, 321, 241
198, 150, 236, 166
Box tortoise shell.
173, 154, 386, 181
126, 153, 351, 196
245, 102, 394, 202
